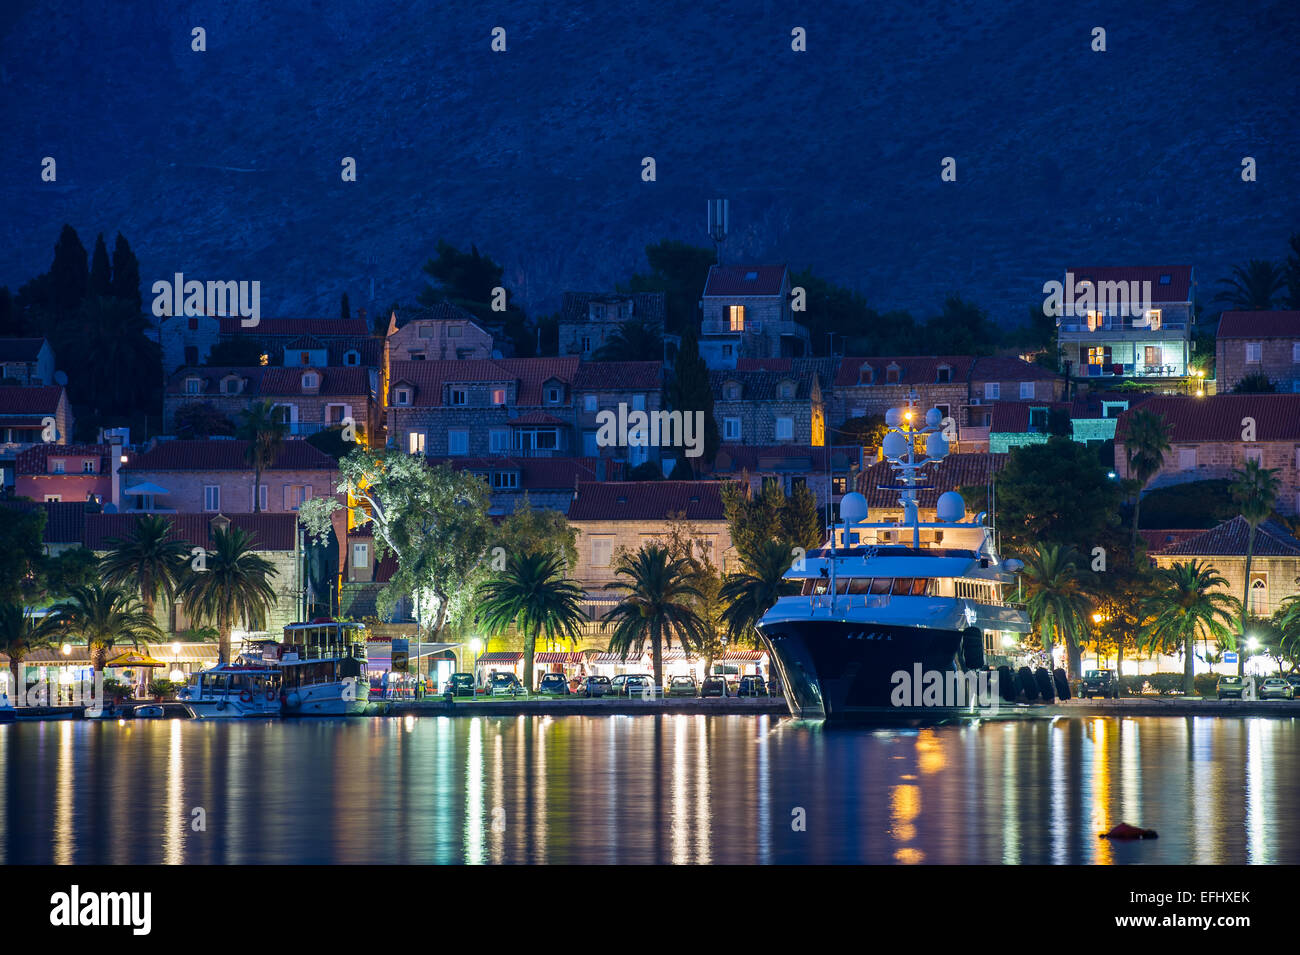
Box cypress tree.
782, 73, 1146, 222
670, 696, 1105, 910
666, 332, 719, 472
340, 292, 350, 320
110, 233, 142, 311
49, 224, 88, 317
89, 233, 112, 299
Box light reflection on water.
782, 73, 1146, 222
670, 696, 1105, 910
1, 715, 1296, 865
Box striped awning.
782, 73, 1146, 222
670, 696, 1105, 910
535, 651, 585, 664
586, 651, 638, 665
475, 651, 523, 665
718, 651, 764, 661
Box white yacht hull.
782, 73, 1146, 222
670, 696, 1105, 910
282, 679, 370, 716
184, 697, 280, 719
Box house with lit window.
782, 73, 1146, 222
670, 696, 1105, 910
159, 316, 374, 375
710, 358, 834, 449
14, 444, 114, 504
115, 439, 339, 515
1216, 311, 1300, 394
1115, 394, 1300, 514
698, 265, 811, 369
1055, 265, 1195, 380
0, 385, 73, 489
558, 292, 666, 358
164, 365, 382, 443
1152, 517, 1300, 620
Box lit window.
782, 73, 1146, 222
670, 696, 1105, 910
729, 305, 745, 332
492, 388, 506, 405
407, 432, 425, 455
1146, 309, 1162, 330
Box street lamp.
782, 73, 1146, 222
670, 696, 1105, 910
470, 638, 483, 688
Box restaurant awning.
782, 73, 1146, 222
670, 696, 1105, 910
365, 641, 460, 667
474, 651, 523, 665
105, 650, 169, 668
123, 482, 170, 496
534, 651, 585, 664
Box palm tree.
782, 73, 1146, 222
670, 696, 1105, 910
178, 526, 278, 662
1216, 260, 1287, 311
476, 551, 587, 691
1140, 560, 1238, 695
236, 400, 288, 513
99, 515, 191, 624
1020, 543, 1094, 679
0, 603, 64, 705
1230, 459, 1280, 674
593, 320, 664, 361
1277, 596, 1300, 670
718, 538, 798, 647
602, 544, 707, 688
1123, 409, 1171, 563
50, 584, 161, 673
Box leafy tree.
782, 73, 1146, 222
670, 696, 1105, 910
340, 292, 351, 320
51, 583, 162, 672
665, 332, 718, 472
417, 241, 531, 356
48, 224, 88, 319
99, 516, 191, 621
41, 548, 100, 602
649, 514, 729, 674
593, 319, 663, 361
718, 538, 798, 648
1137, 479, 1237, 529
1278, 595, 1300, 669
0, 604, 63, 705
236, 400, 288, 513
1140, 560, 1238, 695
721, 478, 788, 566
1124, 408, 1172, 563
299, 448, 492, 638
782, 483, 823, 552
1216, 260, 1287, 310
835, 414, 887, 453
305, 425, 355, 460
1230, 459, 1281, 673
925, 295, 1001, 356
1021, 543, 1094, 679
477, 551, 586, 691
178, 527, 278, 663
0, 507, 48, 606
174, 402, 236, 439
619, 239, 715, 337
205, 337, 265, 366
990, 437, 1124, 558
602, 543, 707, 687
1230, 372, 1277, 394
494, 493, 579, 570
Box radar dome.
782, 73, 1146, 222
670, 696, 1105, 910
925, 431, 948, 460
884, 408, 902, 428
925, 407, 943, 428
839, 492, 868, 525
936, 491, 966, 523
881, 432, 908, 460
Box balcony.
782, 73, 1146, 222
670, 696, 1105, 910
1058, 318, 1188, 340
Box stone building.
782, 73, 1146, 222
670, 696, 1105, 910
698, 265, 811, 368
710, 358, 835, 448
0, 385, 73, 489
159, 316, 374, 375
558, 292, 666, 358
0, 338, 56, 386
14, 444, 114, 504
385, 303, 495, 362
1216, 310, 1300, 394
423, 455, 604, 515
116, 438, 339, 515
1115, 394, 1300, 515
1152, 517, 1300, 619
709, 443, 862, 510
988, 391, 1144, 453
856, 452, 1009, 524
164, 365, 382, 443
572, 361, 665, 467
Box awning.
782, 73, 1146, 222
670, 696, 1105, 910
586, 652, 639, 665
123, 482, 170, 496
535, 651, 585, 664
474, 651, 523, 665
106, 650, 168, 668
365, 641, 460, 667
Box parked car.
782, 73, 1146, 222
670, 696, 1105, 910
609, 674, 631, 697
701, 676, 728, 698
625, 674, 657, 699
1217, 675, 1247, 700
582, 675, 612, 698
667, 675, 697, 697
537, 673, 570, 695
1080, 669, 1118, 700
736, 675, 767, 697
489, 673, 526, 697
1259, 677, 1294, 701
442, 673, 475, 698
1285, 674, 1300, 695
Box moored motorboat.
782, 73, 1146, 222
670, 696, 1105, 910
178, 659, 281, 719
266, 619, 369, 716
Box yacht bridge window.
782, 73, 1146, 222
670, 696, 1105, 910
800, 577, 932, 596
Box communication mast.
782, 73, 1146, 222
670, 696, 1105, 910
707, 199, 729, 265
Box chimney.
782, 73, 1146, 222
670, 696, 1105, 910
109, 433, 123, 509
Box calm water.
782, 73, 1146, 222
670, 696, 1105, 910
2, 715, 1297, 864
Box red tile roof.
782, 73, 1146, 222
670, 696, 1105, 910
970, 355, 1063, 382
573, 361, 663, 390
0, 500, 88, 543
122, 439, 338, 472
567, 481, 732, 521
1115, 395, 1300, 443
218, 318, 371, 337
835, 356, 975, 388
560, 292, 666, 327
1139, 528, 1208, 554
989, 401, 1071, 432
856, 452, 1009, 509
703, 265, 788, 297
1065, 266, 1194, 303
0, 386, 63, 415
507, 411, 568, 426
15, 444, 110, 475
85, 513, 298, 551
390, 357, 579, 407
1217, 311, 1300, 339
712, 444, 860, 473
1155, 517, 1300, 557
166, 366, 373, 397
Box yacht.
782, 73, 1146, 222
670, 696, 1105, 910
266, 620, 370, 716
179, 658, 281, 719
756, 400, 1031, 720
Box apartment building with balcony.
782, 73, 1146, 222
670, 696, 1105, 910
1054, 265, 1195, 381
698, 265, 811, 369
1216, 311, 1300, 393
